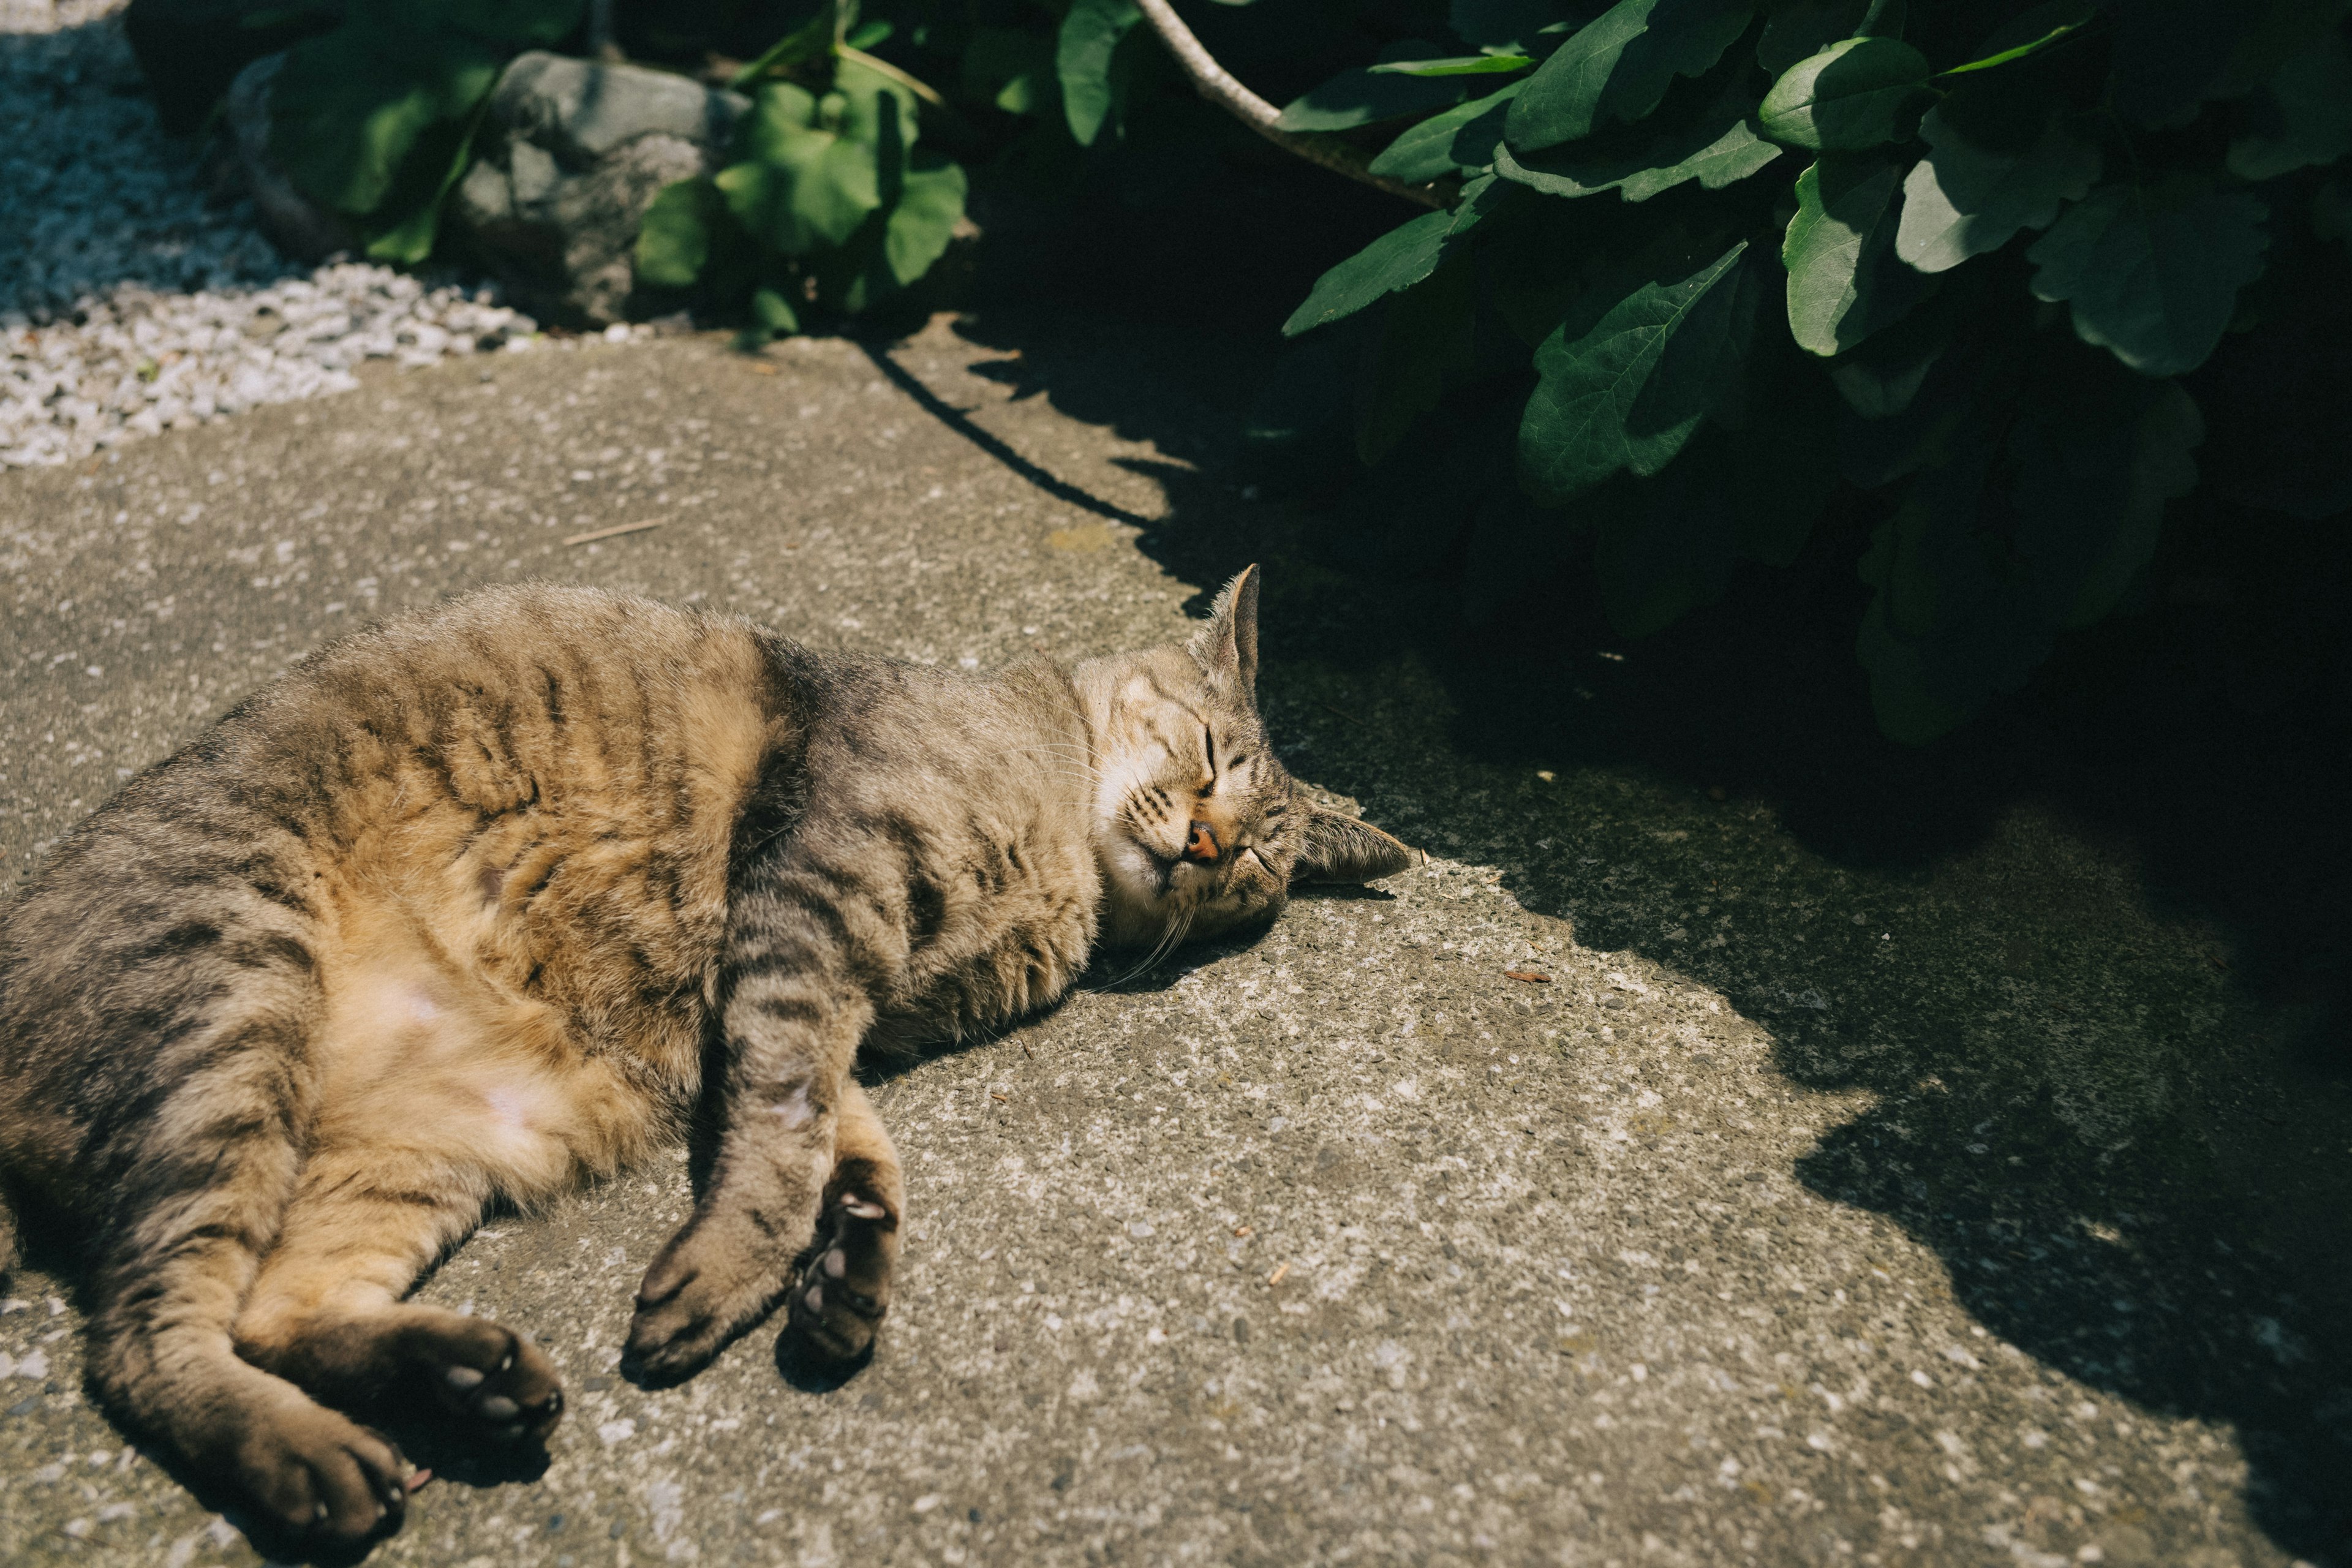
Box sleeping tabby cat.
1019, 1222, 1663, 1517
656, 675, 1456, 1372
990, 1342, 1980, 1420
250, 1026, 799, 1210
0, 566, 1411, 1548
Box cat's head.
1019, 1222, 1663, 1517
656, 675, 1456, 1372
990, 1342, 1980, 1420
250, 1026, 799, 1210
1076, 565, 1417, 950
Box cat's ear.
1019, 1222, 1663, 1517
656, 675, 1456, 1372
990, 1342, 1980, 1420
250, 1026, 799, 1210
1292, 807, 1419, 884
1189, 564, 1261, 696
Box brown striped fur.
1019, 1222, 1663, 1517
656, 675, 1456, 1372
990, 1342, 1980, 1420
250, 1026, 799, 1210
0, 568, 1411, 1550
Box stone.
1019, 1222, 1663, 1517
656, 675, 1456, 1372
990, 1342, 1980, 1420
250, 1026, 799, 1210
223, 52, 348, 265
448, 52, 749, 326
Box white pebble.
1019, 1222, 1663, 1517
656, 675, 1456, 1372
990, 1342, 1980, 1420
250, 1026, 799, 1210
1, 4, 534, 467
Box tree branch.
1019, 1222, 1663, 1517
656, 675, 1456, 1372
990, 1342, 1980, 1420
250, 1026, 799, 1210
1127, 0, 1453, 210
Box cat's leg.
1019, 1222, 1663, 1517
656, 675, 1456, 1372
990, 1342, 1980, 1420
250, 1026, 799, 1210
79, 1012, 415, 1548
621, 913, 878, 1384
233, 1141, 563, 1446
783, 1077, 904, 1366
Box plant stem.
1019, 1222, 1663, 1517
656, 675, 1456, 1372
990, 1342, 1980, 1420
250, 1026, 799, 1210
1126, 0, 1452, 209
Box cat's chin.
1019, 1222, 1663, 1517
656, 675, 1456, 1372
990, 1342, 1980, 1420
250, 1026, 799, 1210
1093, 833, 1195, 949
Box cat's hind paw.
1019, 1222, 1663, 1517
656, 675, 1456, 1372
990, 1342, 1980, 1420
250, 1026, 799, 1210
782, 1192, 895, 1368
405, 1315, 564, 1445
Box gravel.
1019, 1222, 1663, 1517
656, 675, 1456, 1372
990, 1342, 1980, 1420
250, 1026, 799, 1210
0, 0, 543, 469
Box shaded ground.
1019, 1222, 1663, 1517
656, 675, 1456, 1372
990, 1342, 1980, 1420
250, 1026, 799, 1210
1, 296, 2346, 1568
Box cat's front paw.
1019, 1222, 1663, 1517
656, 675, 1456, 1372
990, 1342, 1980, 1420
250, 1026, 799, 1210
620, 1223, 788, 1386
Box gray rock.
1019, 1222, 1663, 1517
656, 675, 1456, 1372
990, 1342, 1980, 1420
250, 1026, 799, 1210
450, 52, 748, 326
224, 52, 348, 265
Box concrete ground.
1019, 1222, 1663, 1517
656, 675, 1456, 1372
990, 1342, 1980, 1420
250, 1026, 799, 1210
1, 313, 2346, 1568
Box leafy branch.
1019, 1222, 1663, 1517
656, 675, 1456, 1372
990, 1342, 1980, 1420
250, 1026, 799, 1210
1123, 0, 1452, 209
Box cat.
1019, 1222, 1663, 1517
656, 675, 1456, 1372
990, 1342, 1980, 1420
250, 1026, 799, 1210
0, 565, 1412, 1550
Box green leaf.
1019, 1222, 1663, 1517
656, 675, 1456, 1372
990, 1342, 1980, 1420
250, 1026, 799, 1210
1370, 55, 1534, 76
962, 26, 1056, 116
1784, 154, 1936, 355
1894, 104, 2099, 272
1759, 36, 1931, 150
1496, 87, 1781, 202
1369, 83, 1523, 183
1056, 0, 1142, 146
1282, 177, 1500, 337
718, 83, 885, 254
635, 178, 721, 287
883, 156, 968, 287
751, 285, 801, 337
2228, 29, 2352, 181
270, 20, 501, 216
1504, 0, 1754, 154
1518, 239, 1759, 503
1937, 18, 2088, 77
1355, 257, 1480, 464
1279, 44, 1469, 131
2026, 179, 2271, 377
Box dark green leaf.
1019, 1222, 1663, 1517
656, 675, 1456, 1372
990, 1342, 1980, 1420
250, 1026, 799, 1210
1370, 55, 1533, 77
1937, 18, 2088, 77
1355, 257, 1480, 463
1518, 239, 1758, 503
751, 285, 801, 337
1758, 36, 1931, 150
1504, 0, 1754, 154
2026, 178, 2271, 377
1283, 176, 1500, 336
1057, 0, 1142, 146
359, 93, 488, 264
635, 178, 722, 288
2227, 29, 2352, 181
1369, 83, 1523, 182
1894, 104, 2099, 272
718, 83, 884, 254
1496, 84, 1781, 201
1784, 153, 1936, 355
270, 20, 501, 216
883, 157, 968, 287
1280, 43, 1469, 131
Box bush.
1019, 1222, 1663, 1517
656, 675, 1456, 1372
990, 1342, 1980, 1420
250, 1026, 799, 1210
1249, 0, 2352, 741
633, 0, 969, 341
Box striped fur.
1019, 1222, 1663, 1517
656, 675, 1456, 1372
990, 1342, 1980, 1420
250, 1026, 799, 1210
0, 568, 1411, 1550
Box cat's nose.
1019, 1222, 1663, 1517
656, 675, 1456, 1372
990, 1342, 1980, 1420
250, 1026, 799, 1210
1182, 820, 1220, 863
